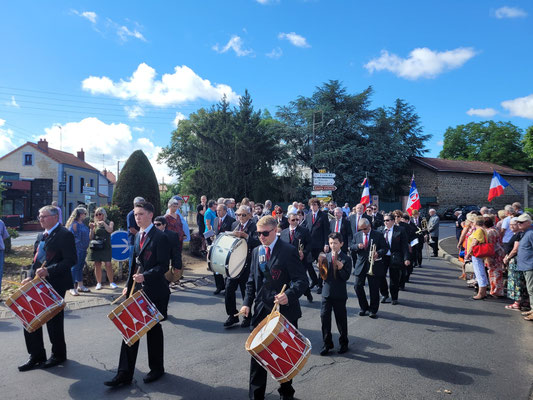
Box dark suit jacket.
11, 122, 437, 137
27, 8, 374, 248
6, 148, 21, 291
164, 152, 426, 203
244, 239, 308, 325
214, 215, 236, 235
231, 219, 260, 267
164, 229, 182, 270
329, 218, 352, 253
303, 210, 330, 249
350, 229, 389, 276
368, 213, 384, 230
348, 213, 372, 239
276, 216, 289, 230
128, 226, 170, 304
378, 225, 409, 267
322, 251, 352, 300
279, 225, 311, 263
31, 225, 76, 295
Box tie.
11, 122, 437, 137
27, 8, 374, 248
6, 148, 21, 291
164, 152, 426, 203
335, 220, 340, 232
140, 231, 147, 248
218, 219, 222, 231
290, 229, 294, 243
240, 223, 244, 232
312, 214, 316, 224
384, 228, 390, 244
356, 215, 360, 232
265, 246, 271, 261
364, 233, 368, 248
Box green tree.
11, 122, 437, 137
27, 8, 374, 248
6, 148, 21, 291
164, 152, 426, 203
439, 121, 530, 170
112, 150, 161, 225
523, 125, 533, 168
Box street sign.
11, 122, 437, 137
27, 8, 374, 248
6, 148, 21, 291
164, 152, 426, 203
84, 195, 91, 203
313, 185, 337, 191
317, 196, 332, 202
313, 173, 336, 178
182, 195, 190, 203
111, 230, 130, 261
313, 178, 335, 186
311, 190, 332, 196
83, 186, 96, 195
58, 182, 66, 192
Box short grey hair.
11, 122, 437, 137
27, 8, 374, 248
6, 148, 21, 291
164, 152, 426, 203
358, 218, 370, 228
217, 197, 225, 204
168, 198, 180, 207
40, 205, 59, 216
217, 203, 227, 211
505, 205, 513, 213
133, 196, 145, 205
238, 205, 251, 214
334, 207, 343, 213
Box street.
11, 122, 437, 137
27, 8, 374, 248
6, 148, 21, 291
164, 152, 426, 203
1, 243, 532, 400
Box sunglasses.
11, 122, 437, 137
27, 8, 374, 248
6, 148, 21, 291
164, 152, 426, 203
384, 219, 392, 222
289, 219, 298, 222
236, 213, 248, 217
257, 229, 274, 237
154, 222, 163, 226
95, 213, 102, 216
517, 221, 527, 224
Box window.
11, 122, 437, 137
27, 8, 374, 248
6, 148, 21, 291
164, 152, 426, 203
23, 153, 33, 166
68, 175, 73, 193
80, 177, 85, 193
90, 178, 94, 187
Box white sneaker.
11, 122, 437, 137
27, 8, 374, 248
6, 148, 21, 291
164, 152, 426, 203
110, 282, 118, 289
78, 285, 90, 292
95, 283, 102, 290
70, 288, 79, 296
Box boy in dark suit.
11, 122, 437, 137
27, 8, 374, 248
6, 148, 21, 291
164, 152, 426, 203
320, 232, 352, 356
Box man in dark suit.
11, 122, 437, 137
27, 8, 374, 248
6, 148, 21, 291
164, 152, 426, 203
240, 216, 308, 400
378, 214, 410, 305
105, 202, 170, 387
411, 209, 425, 267
328, 207, 352, 254
280, 212, 314, 303
400, 213, 417, 285
211, 203, 236, 294
18, 205, 76, 372
154, 216, 182, 295
348, 203, 371, 242
350, 218, 389, 319
274, 207, 289, 230
303, 198, 330, 294
319, 232, 352, 356
367, 204, 384, 230
223, 206, 260, 328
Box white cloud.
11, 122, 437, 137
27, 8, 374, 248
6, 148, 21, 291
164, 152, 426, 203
256, 0, 279, 4
364, 47, 476, 80
117, 25, 146, 42
125, 105, 144, 119
0, 119, 17, 155
72, 10, 98, 24
6, 96, 19, 108
466, 108, 498, 117
82, 63, 240, 106
173, 112, 186, 128
39, 117, 173, 182
212, 35, 253, 57
266, 47, 283, 59
278, 32, 310, 48
501, 94, 533, 119
494, 6, 527, 19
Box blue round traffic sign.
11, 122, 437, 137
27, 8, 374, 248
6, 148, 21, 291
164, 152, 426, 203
111, 230, 130, 261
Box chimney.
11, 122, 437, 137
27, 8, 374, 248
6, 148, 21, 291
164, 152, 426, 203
77, 148, 85, 161
37, 138, 48, 152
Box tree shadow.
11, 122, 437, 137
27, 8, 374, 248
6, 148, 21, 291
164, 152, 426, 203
170, 293, 223, 306
400, 299, 509, 318
377, 311, 495, 333
0, 319, 21, 332
178, 317, 252, 335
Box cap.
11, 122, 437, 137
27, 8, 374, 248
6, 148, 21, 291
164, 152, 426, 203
516, 213, 531, 223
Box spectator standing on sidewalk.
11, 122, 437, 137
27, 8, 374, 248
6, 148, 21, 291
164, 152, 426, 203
516, 213, 533, 320
0, 218, 10, 299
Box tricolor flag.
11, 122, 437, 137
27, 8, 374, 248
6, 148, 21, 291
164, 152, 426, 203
488, 171, 509, 202
360, 178, 370, 206
406, 176, 421, 216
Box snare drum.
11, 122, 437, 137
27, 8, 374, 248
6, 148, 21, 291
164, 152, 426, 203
6, 277, 66, 333
245, 311, 311, 383
207, 233, 248, 278
108, 290, 163, 347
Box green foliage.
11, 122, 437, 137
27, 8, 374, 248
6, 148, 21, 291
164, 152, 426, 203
7, 227, 19, 239
523, 126, 533, 168
112, 150, 161, 225
160, 183, 180, 214
439, 121, 531, 171
102, 204, 123, 230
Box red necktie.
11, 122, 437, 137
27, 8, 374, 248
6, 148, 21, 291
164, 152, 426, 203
335, 220, 340, 232
218, 219, 222, 231
364, 233, 368, 248
265, 246, 271, 261
140, 231, 146, 248
290, 230, 294, 243
240, 223, 244, 231
312, 214, 316, 224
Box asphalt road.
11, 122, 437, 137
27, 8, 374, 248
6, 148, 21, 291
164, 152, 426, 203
1, 249, 532, 400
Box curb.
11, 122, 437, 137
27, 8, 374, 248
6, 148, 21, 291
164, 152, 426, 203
438, 236, 463, 269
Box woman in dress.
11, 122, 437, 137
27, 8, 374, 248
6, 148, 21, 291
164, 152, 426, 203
88, 207, 116, 290
165, 198, 185, 251
503, 218, 525, 310
465, 216, 489, 300
484, 216, 505, 297
66, 207, 90, 296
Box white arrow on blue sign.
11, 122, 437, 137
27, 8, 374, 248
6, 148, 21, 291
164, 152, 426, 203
111, 230, 130, 261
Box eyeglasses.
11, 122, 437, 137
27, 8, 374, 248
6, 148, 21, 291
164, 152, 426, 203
38, 215, 53, 220
289, 219, 298, 222
154, 222, 163, 226
236, 213, 248, 217
95, 213, 103, 216
517, 221, 528, 224
257, 229, 274, 237
384, 219, 392, 222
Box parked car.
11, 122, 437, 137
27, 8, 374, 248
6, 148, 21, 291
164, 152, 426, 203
439, 208, 457, 220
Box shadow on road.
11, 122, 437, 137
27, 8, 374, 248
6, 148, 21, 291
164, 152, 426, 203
378, 311, 495, 333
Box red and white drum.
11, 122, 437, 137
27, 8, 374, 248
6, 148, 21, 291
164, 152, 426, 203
6, 277, 66, 333
245, 311, 312, 383
108, 290, 163, 347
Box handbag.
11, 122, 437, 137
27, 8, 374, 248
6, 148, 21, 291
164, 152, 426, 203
89, 239, 104, 250
472, 231, 495, 258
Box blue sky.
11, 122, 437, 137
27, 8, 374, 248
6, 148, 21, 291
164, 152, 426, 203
1, 1, 532, 182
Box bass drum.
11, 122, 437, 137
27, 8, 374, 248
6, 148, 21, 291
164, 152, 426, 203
208, 233, 248, 278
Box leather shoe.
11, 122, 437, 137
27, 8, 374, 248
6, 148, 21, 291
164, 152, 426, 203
338, 344, 349, 354
280, 395, 294, 400
240, 318, 251, 328
42, 355, 66, 369
306, 293, 314, 303
369, 313, 378, 319
143, 370, 164, 384
104, 373, 132, 387
392, 300, 399, 305
320, 343, 334, 356
316, 287, 322, 294
223, 315, 239, 327
213, 289, 222, 295
359, 310, 369, 316
18, 357, 46, 372
381, 296, 390, 304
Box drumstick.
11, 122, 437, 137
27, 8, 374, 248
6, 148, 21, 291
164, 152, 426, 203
129, 267, 140, 298
110, 293, 126, 305
269, 284, 287, 318
4, 280, 22, 286
234, 310, 245, 317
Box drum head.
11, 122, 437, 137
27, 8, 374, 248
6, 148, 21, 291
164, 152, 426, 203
227, 238, 248, 278
250, 315, 280, 348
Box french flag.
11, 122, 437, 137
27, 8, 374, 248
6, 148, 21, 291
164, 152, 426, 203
406, 176, 421, 216
488, 171, 509, 202
360, 178, 370, 206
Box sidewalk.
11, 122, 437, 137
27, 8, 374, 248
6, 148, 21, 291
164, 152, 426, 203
438, 236, 463, 268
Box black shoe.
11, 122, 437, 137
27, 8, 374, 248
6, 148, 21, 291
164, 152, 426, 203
399, 287, 405, 291
359, 310, 369, 316
18, 356, 46, 372
392, 300, 399, 305
104, 373, 132, 387
316, 287, 322, 294
143, 370, 164, 384
240, 318, 251, 328
338, 344, 349, 354
369, 313, 378, 319
381, 296, 390, 304
213, 289, 222, 295
223, 315, 239, 327
280, 395, 294, 400
320, 343, 334, 356
42, 355, 66, 369
306, 293, 314, 303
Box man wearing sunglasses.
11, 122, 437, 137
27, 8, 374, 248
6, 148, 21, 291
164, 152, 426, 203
241, 216, 308, 400
223, 206, 260, 328
328, 207, 352, 254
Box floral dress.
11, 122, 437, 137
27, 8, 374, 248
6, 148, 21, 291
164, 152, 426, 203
485, 227, 505, 297
507, 232, 525, 302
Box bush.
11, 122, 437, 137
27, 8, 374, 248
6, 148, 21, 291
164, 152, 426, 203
7, 227, 19, 239
102, 205, 124, 230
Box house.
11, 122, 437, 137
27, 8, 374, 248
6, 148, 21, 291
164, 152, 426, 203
99, 169, 116, 205
0, 139, 102, 222
408, 157, 533, 212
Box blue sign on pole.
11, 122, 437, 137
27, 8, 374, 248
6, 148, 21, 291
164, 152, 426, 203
111, 230, 130, 261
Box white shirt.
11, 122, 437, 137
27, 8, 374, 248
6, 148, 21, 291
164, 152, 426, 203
384, 226, 393, 256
